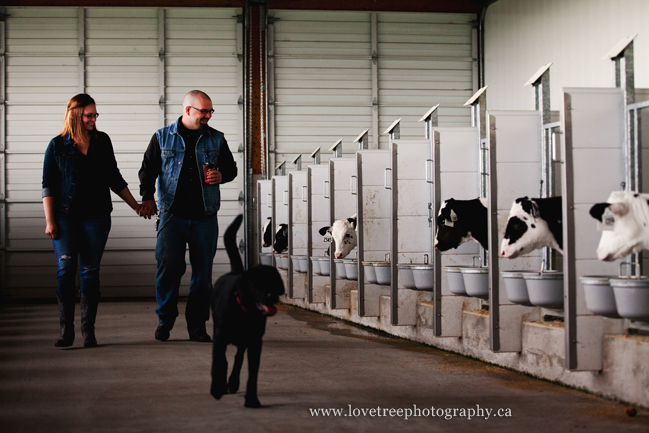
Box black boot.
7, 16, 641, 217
55, 297, 75, 347
80, 292, 100, 348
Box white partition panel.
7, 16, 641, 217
308, 164, 330, 303
289, 171, 308, 299
329, 158, 357, 309
273, 176, 290, 291
435, 126, 482, 336
562, 88, 626, 371
392, 140, 434, 325
257, 180, 274, 263
357, 150, 391, 317
487, 111, 543, 352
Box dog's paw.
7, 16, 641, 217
228, 376, 240, 394
244, 395, 262, 408
210, 381, 228, 400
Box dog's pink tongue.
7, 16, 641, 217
264, 305, 278, 316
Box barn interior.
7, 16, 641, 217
1, 0, 649, 431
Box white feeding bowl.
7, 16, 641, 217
524, 271, 563, 309
580, 275, 620, 318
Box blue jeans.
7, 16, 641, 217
155, 213, 219, 334
52, 213, 111, 301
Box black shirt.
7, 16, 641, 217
138, 122, 238, 219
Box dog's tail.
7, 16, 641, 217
224, 214, 244, 274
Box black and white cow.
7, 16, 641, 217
500, 196, 562, 259
261, 217, 288, 253
434, 198, 488, 251
319, 215, 357, 259
589, 191, 649, 261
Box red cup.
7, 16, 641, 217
203, 163, 216, 183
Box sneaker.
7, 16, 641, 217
189, 329, 211, 343
155, 325, 171, 341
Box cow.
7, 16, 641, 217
500, 196, 562, 259
319, 215, 357, 259
589, 191, 649, 262
261, 217, 288, 253
434, 198, 488, 251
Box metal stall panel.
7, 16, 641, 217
638, 89, 649, 274
273, 175, 290, 292
357, 149, 391, 317
257, 179, 274, 262
308, 164, 329, 303
487, 111, 543, 352
392, 140, 433, 325
435, 126, 483, 336
562, 88, 625, 371
289, 170, 307, 299
328, 157, 357, 310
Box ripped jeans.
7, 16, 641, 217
51, 212, 111, 301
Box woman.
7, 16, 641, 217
42, 94, 142, 348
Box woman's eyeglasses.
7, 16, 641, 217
83, 113, 99, 119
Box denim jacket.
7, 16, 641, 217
42, 132, 128, 214
155, 117, 225, 215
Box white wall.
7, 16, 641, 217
484, 0, 649, 111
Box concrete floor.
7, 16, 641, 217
0, 301, 647, 433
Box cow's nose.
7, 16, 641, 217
335, 253, 342, 259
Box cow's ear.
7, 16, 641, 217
589, 203, 609, 221
531, 201, 540, 218
609, 202, 629, 217
319, 226, 331, 236
449, 209, 458, 222
347, 217, 357, 229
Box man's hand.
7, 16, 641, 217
140, 200, 158, 219
206, 169, 222, 185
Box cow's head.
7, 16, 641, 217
500, 197, 559, 259
273, 224, 288, 253
434, 199, 468, 251
589, 197, 647, 261
262, 217, 272, 247
319, 216, 357, 259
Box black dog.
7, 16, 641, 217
210, 214, 285, 408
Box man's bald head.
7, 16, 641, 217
183, 90, 211, 108
181, 90, 213, 130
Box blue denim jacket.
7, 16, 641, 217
42, 132, 128, 213
155, 117, 224, 215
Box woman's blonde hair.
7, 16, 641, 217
60, 93, 96, 143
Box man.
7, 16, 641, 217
139, 90, 237, 342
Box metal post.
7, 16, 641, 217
330, 139, 343, 158
292, 154, 302, 171
0, 8, 6, 290
383, 119, 401, 147
78, 7, 86, 93
310, 147, 321, 165
158, 8, 166, 127
353, 128, 369, 150
526, 63, 554, 270
275, 161, 286, 176
465, 86, 488, 267
419, 104, 440, 140
370, 13, 379, 149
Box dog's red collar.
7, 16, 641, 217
235, 291, 247, 313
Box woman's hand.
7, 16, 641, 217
45, 221, 58, 240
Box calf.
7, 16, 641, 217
434, 198, 488, 251
500, 196, 562, 259
589, 191, 649, 261
319, 215, 357, 259
260, 217, 288, 253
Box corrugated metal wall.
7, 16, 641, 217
484, 0, 649, 111
270, 10, 476, 164
3, 7, 243, 299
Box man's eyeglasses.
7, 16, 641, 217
191, 106, 215, 115
83, 113, 99, 119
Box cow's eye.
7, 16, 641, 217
345, 233, 351, 238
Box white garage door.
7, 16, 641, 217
2, 6, 243, 298
270, 10, 475, 166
